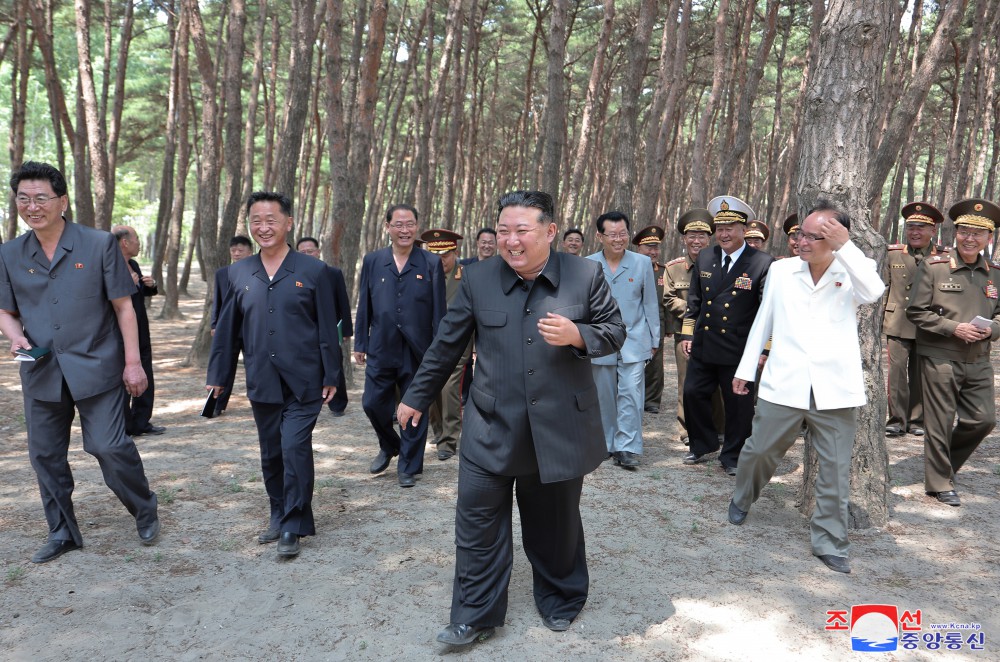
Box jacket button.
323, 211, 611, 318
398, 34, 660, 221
705, 287, 710, 292
706, 313, 711, 318
396, 308, 401, 313
53, 324, 60, 330
721, 329, 726, 334
732, 291, 737, 295
269, 330, 274, 335
528, 369, 534, 375
50, 273, 56, 279
704, 326, 709, 331
707, 300, 712, 305
530, 398, 537, 405
525, 309, 531, 315
724, 303, 730, 308
270, 352, 276, 357
269, 308, 274, 313
527, 338, 533, 345
722, 316, 728, 321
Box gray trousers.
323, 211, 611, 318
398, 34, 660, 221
732, 396, 855, 557
592, 358, 645, 454
25, 381, 158, 546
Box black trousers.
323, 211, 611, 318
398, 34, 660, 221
361, 350, 428, 476
123, 347, 155, 434
249, 382, 323, 536
25, 381, 158, 546
683, 356, 754, 467
450, 458, 589, 627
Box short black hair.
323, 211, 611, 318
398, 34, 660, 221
246, 191, 292, 216
496, 190, 554, 224
385, 203, 419, 223
297, 236, 320, 249
230, 235, 253, 248
476, 227, 497, 240
10, 161, 68, 197
807, 199, 851, 230
563, 228, 583, 240
112, 227, 131, 241
595, 210, 630, 234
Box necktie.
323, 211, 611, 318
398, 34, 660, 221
723, 255, 732, 275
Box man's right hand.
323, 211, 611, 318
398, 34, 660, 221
681, 340, 692, 356
353, 351, 366, 365
7, 336, 31, 357
206, 385, 225, 398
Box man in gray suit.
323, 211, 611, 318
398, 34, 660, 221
398, 190, 625, 646
0, 161, 159, 563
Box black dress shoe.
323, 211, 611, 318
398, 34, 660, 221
722, 464, 737, 477
31, 539, 81, 564
615, 451, 640, 468
542, 615, 572, 631
369, 450, 393, 474
815, 553, 851, 574
926, 490, 961, 506
884, 425, 905, 437
138, 518, 160, 545
909, 426, 924, 436
728, 500, 748, 525
399, 473, 417, 487
683, 452, 707, 465
258, 526, 280, 544
438, 449, 455, 461
141, 425, 167, 435
330, 409, 346, 418
644, 406, 659, 414
436, 623, 495, 646
277, 532, 300, 557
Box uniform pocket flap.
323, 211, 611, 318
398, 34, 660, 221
480, 310, 507, 327
575, 385, 598, 411
471, 384, 496, 414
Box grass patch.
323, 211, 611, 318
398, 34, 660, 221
5, 566, 26, 582
224, 480, 244, 494
219, 538, 237, 552
159, 487, 178, 504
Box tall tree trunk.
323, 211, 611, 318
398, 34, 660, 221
610, 0, 657, 217
795, 0, 894, 529
239, 0, 269, 230
540, 0, 569, 201
74, 0, 113, 228
152, 1, 179, 289
105, 0, 135, 211
714, 0, 780, 195
690, 0, 731, 206
162, 7, 191, 321
274, 0, 321, 199
563, 0, 615, 227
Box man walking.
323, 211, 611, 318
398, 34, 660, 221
727, 202, 884, 575
0, 161, 159, 563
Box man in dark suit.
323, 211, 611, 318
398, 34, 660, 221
398, 190, 625, 646
112, 225, 166, 437
210, 235, 253, 416
207, 192, 342, 559
296, 236, 353, 417
0, 161, 159, 563
680, 195, 773, 475
354, 204, 446, 487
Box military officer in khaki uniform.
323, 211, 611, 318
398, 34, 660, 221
883, 202, 946, 437
783, 214, 801, 257
906, 198, 1000, 507
744, 220, 770, 252
663, 210, 724, 442
422, 229, 471, 461
633, 226, 668, 413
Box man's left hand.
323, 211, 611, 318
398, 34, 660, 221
123, 363, 148, 397
322, 385, 337, 403
538, 313, 584, 348
140, 275, 155, 288
820, 216, 850, 251
733, 378, 750, 395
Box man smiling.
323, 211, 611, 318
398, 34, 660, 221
398, 190, 624, 645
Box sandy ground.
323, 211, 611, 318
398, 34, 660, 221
1, 273, 998, 662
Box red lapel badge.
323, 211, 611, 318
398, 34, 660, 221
835, 282, 842, 287
75, 263, 84, 269
295, 281, 303, 288
416, 274, 424, 280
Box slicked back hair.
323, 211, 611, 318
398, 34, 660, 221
247, 191, 293, 217
10, 161, 68, 197
230, 235, 253, 249
496, 190, 554, 225
807, 199, 851, 230
385, 203, 419, 223
595, 210, 630, 234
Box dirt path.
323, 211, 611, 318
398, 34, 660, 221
1, 271, 997, 661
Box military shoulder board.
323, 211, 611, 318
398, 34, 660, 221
667, 257, 687, 266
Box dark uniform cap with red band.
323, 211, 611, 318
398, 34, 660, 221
901, 201, 943, 225
782, 214, 799, 236
677, 208, 715, 235
947, 199, 1000, 232
420, 228, 463, 254
632, 225, 665, 247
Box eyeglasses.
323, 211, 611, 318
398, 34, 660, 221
601, 232, 630, 241
799, 233, 825, 242
15, 194, 60, 207
388, 221, 418, 230
788, 231, 802, 240
956, 229, 990, 240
